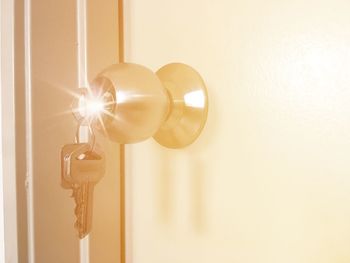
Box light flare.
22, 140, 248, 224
70, 88, 116, 133
85, 98, 105, 117
184, 90, 206, 108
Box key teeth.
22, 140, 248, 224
74, 203, 87, 239
74, 217, 86, 239
79, 232, 88, 239
71, 187, 87, 239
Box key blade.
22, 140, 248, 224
73, 183, 95, 239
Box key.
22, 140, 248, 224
61, 143, 105, 238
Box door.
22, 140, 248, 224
124, 1, 350, 263
17, 0, 122, 262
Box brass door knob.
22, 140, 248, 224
72, 63, 208, 148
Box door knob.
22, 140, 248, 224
73, 62, 208, 148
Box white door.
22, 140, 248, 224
20, 0, 122, 262
124, 1, 350, 263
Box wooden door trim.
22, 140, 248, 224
1, 0, 19, 262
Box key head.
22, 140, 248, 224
61, 143, 91, 188
70, 150, 105, 184
61, 143, 105, 185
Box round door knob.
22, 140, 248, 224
73, 63, 208, 148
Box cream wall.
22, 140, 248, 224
125, 0, 350, 262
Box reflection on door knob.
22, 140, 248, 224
72, 63, 208, 148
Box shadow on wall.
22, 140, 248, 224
157, 151, 207, 234
155, 83, 218, 235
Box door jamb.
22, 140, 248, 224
0, 0, 19, 262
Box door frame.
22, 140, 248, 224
0, 0, 19, 262
0, 0, 126, 261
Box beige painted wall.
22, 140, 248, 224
124, 1, 350, 262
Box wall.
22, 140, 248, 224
125, 1, 350, 262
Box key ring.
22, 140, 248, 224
74, 121, 96, 152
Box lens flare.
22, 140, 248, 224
85, 98, 105, 117
71, 88, 115, 132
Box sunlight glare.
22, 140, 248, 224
184, 90, 205, 108
86, 99, 104, 116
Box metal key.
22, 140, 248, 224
61, 143, 105, 238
